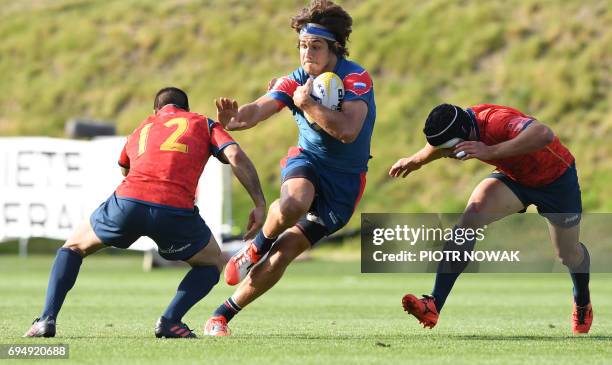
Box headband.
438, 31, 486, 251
299, 23, 336, 42
426, 105, 458, 138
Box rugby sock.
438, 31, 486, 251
431, 274, 459, 312
431, 228, 476, 312
163, 265, 220, 322
569, 242, 591, 307
213, 297, 242, 322
253, 231, 277, 255
41, 248, 83, 319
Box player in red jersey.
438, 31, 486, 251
390, 104, 592, 334
24, 87, 266, 338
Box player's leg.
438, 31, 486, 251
155, 235, 223, 339
432, 177, 525, 308
404, 177, 525, 328
24, 219, 106, 337
206, 227, 312, 336
235, 227, 311, 306
225, 177, 315, 285
207, 168, 355, 336
250, 178, 314, 256
546, 221, 592, 333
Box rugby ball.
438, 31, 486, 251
311, 72, 344, 111
305, 72, 344, 129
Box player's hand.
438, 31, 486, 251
293, 78, 314, 109
243, 206, 265, 241
454, 141, 495, 161
389, 157, 421, 178
215, 97, 240, 129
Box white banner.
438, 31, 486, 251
0, 137, 230, 250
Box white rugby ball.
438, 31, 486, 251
305, 72, 344, 129
311, 72, 344, 111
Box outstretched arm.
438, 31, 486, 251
216, 95, 280, 131
220, 144, 266, 240
454, 120, 554, 161
389, 143, 451, 178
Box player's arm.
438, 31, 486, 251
294, 78, 367, 144
389, 143, 452, 178
219, 144, 267, 240
215, 95, 279, 131
118, 141, 130, 176
454, 120, 554, 161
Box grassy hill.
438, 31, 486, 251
1, 0, 610, 231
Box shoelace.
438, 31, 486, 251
237, 245, 259, 267
236, 250, 251, 266
420, 295, 438, 315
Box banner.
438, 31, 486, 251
0, 137, 230, 250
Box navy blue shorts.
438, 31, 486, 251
488, 163, 582, 227
90, 193, 212, 261
280, 147, 366, 242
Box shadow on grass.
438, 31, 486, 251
449, 334, 612, 341
232, 333, 612, 342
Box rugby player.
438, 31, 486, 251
389, 103, 592, 334
204, 0, 376, 336
25, 87, 266, 338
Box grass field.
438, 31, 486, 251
1, 254, 611, 364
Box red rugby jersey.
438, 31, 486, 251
470, 104, 574, 187
115, 105, 236, 209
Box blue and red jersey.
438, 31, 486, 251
116, 105, 236, 209
266, 57, 376, 173
469, 104, 574, 187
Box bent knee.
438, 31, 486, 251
61, 243, 87, 258
461, 203, 488, 228
558, 250, 582, 268
278, 197, 309, 221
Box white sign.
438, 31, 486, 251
0, 137, 231, 250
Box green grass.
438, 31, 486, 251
1, 254, 611, 364
0, 0, 611, 231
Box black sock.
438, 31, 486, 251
569, 242, 591, 307
431, 273, 461, 312
253, 231, 277, 255
41, 248, 83, 319
213, 297, 242, 323
431, 226, 476, 312
162, 265, 220, 322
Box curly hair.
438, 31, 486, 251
291, 0, 352, 57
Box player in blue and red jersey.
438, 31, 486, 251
389, 103, 593, 334
204, 0, 375, 336
25, 87, 266, 338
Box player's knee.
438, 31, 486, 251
461, 202, 487, 228
61, 243, 87, 258
278, 197, 308, 223
557, 249, 581, 268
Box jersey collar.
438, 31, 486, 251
157, 104, 185, 116
466, 108, 481, 141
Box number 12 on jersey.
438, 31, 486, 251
138, 118, 189, 156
